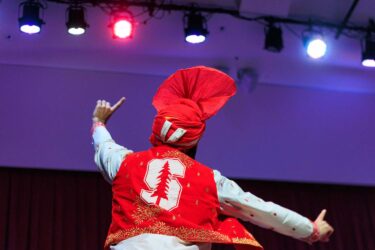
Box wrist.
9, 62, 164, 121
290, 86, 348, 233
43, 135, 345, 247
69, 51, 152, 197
307, 221, 320, 244
92, 116, 105, 123
91, 120, 106, 134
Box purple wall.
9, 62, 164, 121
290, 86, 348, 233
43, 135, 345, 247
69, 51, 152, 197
0, 63, 374, 185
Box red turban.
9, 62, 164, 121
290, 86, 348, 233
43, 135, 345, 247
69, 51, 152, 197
150, 66, 236, 149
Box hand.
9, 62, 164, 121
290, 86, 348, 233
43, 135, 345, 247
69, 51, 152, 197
314, 209, 334, 242
92, 97, 126, 124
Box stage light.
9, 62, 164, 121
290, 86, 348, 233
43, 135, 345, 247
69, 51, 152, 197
18, 0, 45, 34
303, 31, 327, 59
184, 11, 208, 44
361, 35, 375, 67
110, 12, 134, 39
264, 23, 283, 53
66, 6, 88, 36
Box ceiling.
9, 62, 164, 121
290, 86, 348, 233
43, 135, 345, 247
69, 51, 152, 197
1, 0, 375, 93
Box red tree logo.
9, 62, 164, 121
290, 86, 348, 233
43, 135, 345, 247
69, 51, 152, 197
151, 161, 172, 205
141, 158, 186, 211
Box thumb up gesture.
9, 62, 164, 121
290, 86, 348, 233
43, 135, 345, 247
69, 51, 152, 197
314, 209, 334, 242
92, 97, 126, 124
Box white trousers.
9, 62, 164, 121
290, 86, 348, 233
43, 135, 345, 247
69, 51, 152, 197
110, 233, 212, 250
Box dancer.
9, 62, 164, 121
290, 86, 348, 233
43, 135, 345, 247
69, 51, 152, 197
91, 66, 333, 250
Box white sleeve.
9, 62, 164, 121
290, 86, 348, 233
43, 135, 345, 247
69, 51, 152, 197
213, 170, 313, 241
92, 125, 133, 184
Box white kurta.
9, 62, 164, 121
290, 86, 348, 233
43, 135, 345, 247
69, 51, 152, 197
92, 125, 314, 250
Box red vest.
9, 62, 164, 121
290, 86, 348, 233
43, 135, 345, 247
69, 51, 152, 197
105, 146, 262, 250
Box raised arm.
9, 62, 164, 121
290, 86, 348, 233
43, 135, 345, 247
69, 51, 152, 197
213, 170, 333, 244
92, 98, 133, 184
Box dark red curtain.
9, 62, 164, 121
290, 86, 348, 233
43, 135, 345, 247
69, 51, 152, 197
0, 167, 374, 250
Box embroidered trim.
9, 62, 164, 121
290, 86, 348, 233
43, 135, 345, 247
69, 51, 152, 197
105, 221, 262, 249
161, 150, 194, 168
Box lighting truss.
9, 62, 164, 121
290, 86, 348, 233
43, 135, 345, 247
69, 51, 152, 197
21, 0, 375, 65
47, 0, 375, 36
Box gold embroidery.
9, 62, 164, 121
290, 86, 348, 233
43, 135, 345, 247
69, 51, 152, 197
161, 150, 194, 168
105, 221, 228, 247
132, 197, 163, 225
105, 197, 263, 248
232, 237, 262, 247
105, 222, 262, 248
106, 149, 263, 249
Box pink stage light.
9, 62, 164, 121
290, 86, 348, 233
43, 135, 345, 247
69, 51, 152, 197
112, 18, 133, 39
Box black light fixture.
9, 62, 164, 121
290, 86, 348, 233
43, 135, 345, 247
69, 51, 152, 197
66, 5, 89, 36
264, 22, 283, 53
183, 10, 208, 44
18, 0, 45, 34
361, 35, 375, 67
361, 21, 375, 67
